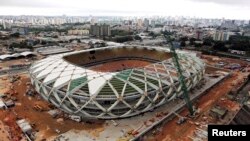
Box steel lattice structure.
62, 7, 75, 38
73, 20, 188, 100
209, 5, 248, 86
29, 46, 205, 119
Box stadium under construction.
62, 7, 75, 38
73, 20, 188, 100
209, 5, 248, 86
29, 45, 205, 119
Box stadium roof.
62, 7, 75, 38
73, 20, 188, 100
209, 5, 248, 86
0, 51, 36, 60
29, 45, 205, 119
31, 54, 118, 96
30, 46, 204, 97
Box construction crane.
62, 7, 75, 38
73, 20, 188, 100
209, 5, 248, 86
164, 34, 194, 116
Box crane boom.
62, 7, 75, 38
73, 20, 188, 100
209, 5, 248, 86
164, 34, 194, 116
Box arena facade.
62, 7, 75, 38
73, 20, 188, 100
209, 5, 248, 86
29, 46, 205, 119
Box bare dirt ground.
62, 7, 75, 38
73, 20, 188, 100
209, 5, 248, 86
146, 55, 249, 141
0, 59, 28, 68
0, 74, 104, 141
90, 60, 152, 72
0, 121, 11, 141
0, 54, 248, 141
201, 55, 249, 67
0, 77, 10, 93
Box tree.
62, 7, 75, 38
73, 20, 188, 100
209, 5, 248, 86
41, 40, 47, 45
189, 38, 196, 45
229, 35, 250, 51
180, 36, 188, 42
111, 30, 133, 37
10, 41, 32, 49
149, 32, 156, 38
77, 39, 81, 43
10, 32, 20, 38
203, 37, 213, 46
33, 40, 40, 46
100, 42, 106, 47
114, 36, 134, 43
194, 43, 202, 48
155, 24, 164, 28
134, 35, 142, 40
180, 41, 186, 47
213, 41, 228, 52
53, 35, 59, 38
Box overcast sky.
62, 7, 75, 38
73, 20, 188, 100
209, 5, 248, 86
0, 0, 249, 19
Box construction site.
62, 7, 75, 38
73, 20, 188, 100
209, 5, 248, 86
0, 46, 249, 141
143, 55, 250, 141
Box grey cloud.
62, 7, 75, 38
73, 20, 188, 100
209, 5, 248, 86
190, 0, 250, 6
0, 0, 55, 7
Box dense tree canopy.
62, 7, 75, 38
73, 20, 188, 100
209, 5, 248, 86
111, 30, 133, 37
10, 41, 32, 49
189, 38, 196, 45
203, 37, 213, 46
180, 41, 186, 47
113, 36, 133, 43
134, 35, 142, 40
10, 32, 20, 38
213, 41, 228, 52
228, 35, 250, 51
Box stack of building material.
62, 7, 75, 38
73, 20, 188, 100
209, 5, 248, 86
0, 98, 6, 109
16, 119, 32, 134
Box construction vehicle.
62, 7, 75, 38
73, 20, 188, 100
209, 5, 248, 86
68, 115, 81, 122
127, 124, 144, 136
33, 104, 44, 112
174, 112, 187, 125
111, 120, 118, 126
164, 33, 195, 116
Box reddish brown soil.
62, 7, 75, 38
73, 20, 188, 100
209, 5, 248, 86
0, 121, 11, 141
90, 60, 152, 72
217, 98, 240, 112
147, 72, 245, 141
0, 75, 104, 140
0, 111, 22, 141
201, 55, 249, 68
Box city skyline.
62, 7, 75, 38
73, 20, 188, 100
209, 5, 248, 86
0, 0, 250, 20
